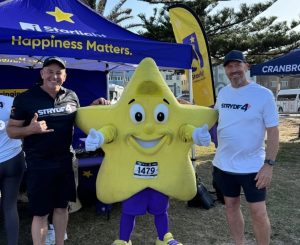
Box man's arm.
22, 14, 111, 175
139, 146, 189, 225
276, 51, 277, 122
265, 126, 279, 161
6, 113, 54, 139
255, 126, 279, 189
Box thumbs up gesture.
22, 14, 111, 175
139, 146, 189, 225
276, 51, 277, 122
29, 113, 54, 134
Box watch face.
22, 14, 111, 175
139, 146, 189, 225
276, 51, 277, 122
265, 159, 275, 165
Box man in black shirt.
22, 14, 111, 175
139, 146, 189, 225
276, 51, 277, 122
7, 57, 108, 245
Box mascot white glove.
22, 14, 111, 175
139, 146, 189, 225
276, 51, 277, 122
192, 124, 211, 146
85, 128, 104, 151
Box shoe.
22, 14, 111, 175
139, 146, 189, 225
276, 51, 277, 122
111, 239, 132, 245
45, 225, 55, 245
155, 232, 182, 245
45, 224, 68, 245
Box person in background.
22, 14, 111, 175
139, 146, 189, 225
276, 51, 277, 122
6, 56, 108, 245
0, 95, 26, 245
212, 50, 279, 245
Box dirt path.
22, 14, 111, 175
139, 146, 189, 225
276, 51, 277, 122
279, 114, 300, 142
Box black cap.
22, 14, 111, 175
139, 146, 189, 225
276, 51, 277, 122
43, 56, 66, 69
223, 50, 246, 66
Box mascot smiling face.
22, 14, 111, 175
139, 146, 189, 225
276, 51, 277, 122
75, 58, 217, 204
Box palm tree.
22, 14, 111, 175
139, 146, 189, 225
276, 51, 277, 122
80, 0, 141, 29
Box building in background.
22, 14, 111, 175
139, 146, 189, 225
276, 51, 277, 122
255, 75, 300, 95
108, 70, 185, 98
162, 70, 184, 97
108, 71, 133, 87
107, 65, 300, 102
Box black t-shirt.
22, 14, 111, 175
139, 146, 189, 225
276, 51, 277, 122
11, 85, 79, 160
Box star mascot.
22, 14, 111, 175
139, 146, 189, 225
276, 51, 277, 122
75, 58, 217, 245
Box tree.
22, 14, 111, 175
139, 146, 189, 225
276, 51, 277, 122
137, 0, 300, 64
80, 0, 141, 30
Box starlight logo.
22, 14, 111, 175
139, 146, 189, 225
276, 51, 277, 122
19, 21, 106, 38
18, 6, 106, 37
20, 22, 42, 31
183, 32, 205, 81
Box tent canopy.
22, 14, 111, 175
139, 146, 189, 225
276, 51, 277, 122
250, 49, 300, 76
0, 0, 193, 70
0, 54, 136, 71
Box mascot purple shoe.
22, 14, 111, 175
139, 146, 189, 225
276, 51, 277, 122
76, 58, 217, 245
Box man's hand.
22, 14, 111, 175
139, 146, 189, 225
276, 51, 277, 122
29, 113, 54, 134
177, 98, 192, 104
255, 164, 273, 189
91, 97, 111, 105
85, 128, 104, 151
192, 124, 211, 146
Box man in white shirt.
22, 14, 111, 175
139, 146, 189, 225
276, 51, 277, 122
213, 50, 279, 245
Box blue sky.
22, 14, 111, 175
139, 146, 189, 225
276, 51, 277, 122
103, 0, 300, 31
216, 0, 300, 23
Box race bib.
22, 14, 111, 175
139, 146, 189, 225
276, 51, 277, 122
134, 161, 158, 179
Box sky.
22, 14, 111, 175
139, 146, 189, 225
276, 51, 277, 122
216, 0, 300, 23
103, 0, 300, 31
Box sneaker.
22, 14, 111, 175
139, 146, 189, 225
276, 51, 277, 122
155, 232, 182, 245
111, 239, 132, 245
45, 225, 55, 245
45, 224, 68, 245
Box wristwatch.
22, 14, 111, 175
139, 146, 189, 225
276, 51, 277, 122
264, 159, 276, 166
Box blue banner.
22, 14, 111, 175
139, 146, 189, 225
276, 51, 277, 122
251, 49, 300, 76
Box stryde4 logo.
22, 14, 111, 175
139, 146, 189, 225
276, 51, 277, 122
221, 103, 251, 112
37, 104, 73, 116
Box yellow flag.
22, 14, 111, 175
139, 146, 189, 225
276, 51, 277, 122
169, 5, 215, 106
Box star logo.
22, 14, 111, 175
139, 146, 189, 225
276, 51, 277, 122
82, 170, 93, 178
46, 7, 74, 23
76, 58, 217, 204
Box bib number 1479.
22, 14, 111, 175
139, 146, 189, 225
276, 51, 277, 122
134, 161, 158, 179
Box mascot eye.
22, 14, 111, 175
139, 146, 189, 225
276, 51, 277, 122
154, 104, 169, 123
130, 104, 145, 124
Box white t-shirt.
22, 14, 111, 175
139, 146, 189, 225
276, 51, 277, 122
0, 95, 22, 163
212, 82, 279, 173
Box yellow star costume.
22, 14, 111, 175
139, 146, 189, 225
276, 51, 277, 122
76, 58, 217, 204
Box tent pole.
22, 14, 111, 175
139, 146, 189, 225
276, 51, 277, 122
188, 69, 193, 103
188, 69, 196, 169
105, 63, 109, 100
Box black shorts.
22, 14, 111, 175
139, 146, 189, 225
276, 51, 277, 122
213, 166, 266, 203
26, 158, 76, 216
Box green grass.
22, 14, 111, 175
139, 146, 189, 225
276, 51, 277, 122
1, 125, 299, 244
